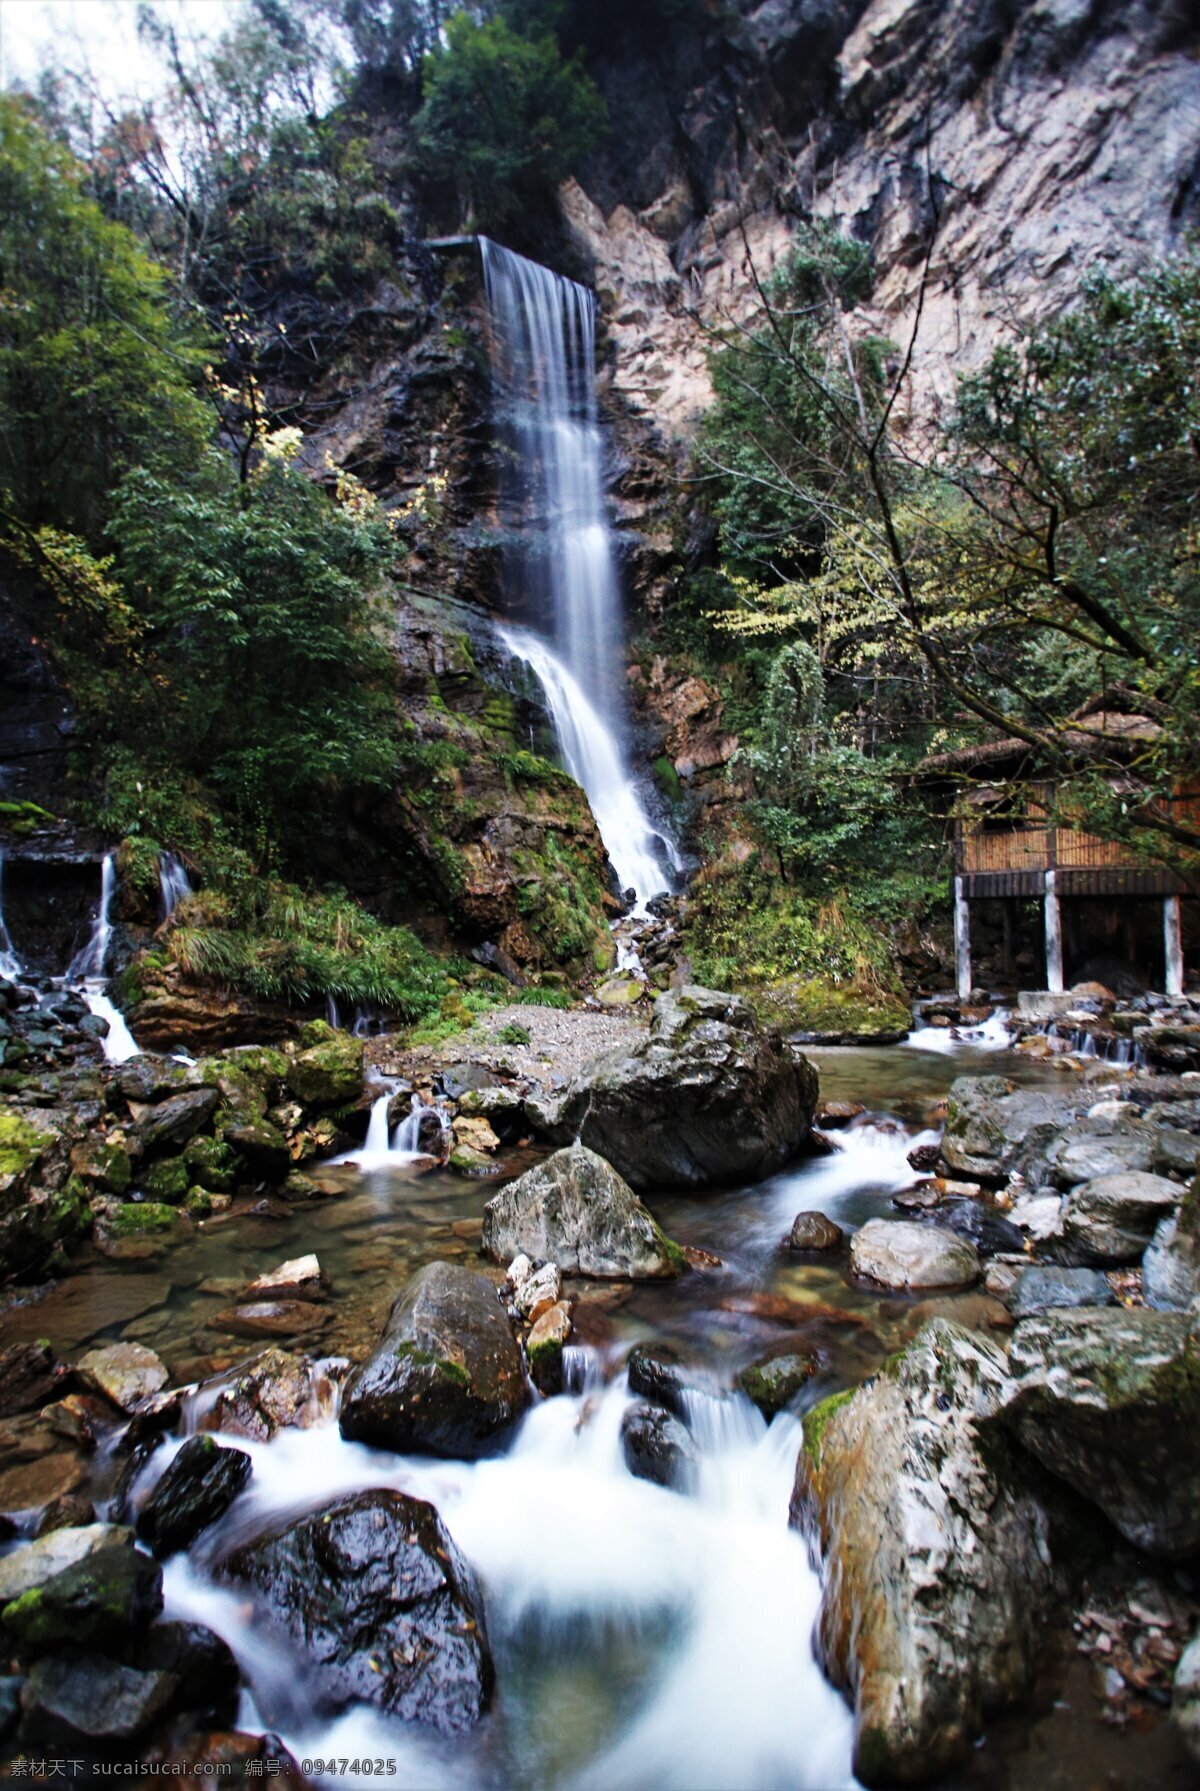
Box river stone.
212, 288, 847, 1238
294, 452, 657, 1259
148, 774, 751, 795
1174, 1635, 1200, 1764
128, 1085, 219, 1156
1058, 1170, 1181, 1265
1000, 1305, 1200, 1557
524, 987, 818, 1191
284, 1023, 364, 1107
0, 1342, 68, 1417
927, 1199, 1026, 1256
513, 1260, 561, 1321
940, 1077, 1087, 1182
787, 1211, 844, 1252
193, 1349, 335, 1441
134, 1620, 239, 1726
620, 1401, 698, 1490
0, 1523, 134, 1604
527, 1301, 572, 1395
483, 1144, 683, 1280
243, 1253, 328, 1302
1, 1545, 163, 1652
136, 1435, 253, 1558
75, 1341, 168, 1411
738, 1349, 818, 1415
792, 1319, 1062, 1787
211, 1300, 329, 1339
214, 1488, 493, 1735
625, 1343, 698, 1417
220, 1118, 289, 1182
850, 1219, 980, 1291
19, 1653, 179, 1745
1153, 1127, 1200, 1179
1009, 1266, 1114, 1318
1042, 1121, 1157, 1189
339, 1261, 529, 1457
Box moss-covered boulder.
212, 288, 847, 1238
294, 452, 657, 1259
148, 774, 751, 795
738, 1348, 818, 1415
0, 1108, 90, 1282
339, 1262, 529, 1458
69, 1136, 132, 1195
285, 1021, 364, 1107
140, 1156, 190, 1204
1, 1545, 162, 1654
105, 1201, 178, 1237
525, 987, 818, 1191
183, 1134, 238, 1193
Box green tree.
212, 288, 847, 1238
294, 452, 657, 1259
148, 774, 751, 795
412, 11, 606, 230
0, 95, 211, 536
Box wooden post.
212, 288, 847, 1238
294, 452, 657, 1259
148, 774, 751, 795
1164, 895, 1184, 996
954, 876, 972, 1001
1044, 870, 1064, 994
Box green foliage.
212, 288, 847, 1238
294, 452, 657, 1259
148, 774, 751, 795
513, 985, 573, 1008
166, 878, 448, 1017
413, 12, 606, 229
0, 96, 211, 535
496, 1020, 531, 1045
95, 450, 397, 856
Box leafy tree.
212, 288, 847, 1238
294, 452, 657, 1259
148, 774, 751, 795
93, 448, 398, 859
412, 11, 606, 230
0, 95, 211, 535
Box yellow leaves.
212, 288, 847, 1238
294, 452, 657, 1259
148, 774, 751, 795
261, 425, 303, 465
1, 519, 144, 657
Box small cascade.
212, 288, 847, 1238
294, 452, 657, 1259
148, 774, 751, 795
906, 1006, 1013, 1053
69, 851, 116, 979
0, 850, 21, 982
326, 993, 342, 1030
334, 1088, 448, 1170
80, 985, 141, 1064
480, 237, 678, 910
158, 851, 192, 921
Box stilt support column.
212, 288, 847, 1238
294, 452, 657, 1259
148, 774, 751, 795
1044, 870, 1064, 995
954, 876, 972, 1001
1164, 895, 1184, 996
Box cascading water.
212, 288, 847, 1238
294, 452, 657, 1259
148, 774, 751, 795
481, 238, 677, 908
0, 850, 21, 982
69, 852, 141, 1063
158, 850, 193, 920
335, 1087, 448, 1170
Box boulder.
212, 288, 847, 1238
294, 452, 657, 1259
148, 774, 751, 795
1043, 1122, 1157, 1189
284, 1022, 364, 1108
136, 1436, 253, 1557
1000, 1305, 1200, 1557
220, 1119, 289, 1183
524, 986, 818, 1191
1009, 1266, 1114, 1318
243, 1253, 328, 1303
620, 1401, 698, 1490
738, 1349, 818, 1415
849, 1220, 980, 1292
2, 1545, 162, 1653
1140, 1172, 1200, 1310
792, 1320, 1063, 1787
787, 1212, 844, 1252
75, 1342, 168, 1411
940, 1078, 1087, 1182
0, 1524, 134, 1604
128, 1086, 219, 1156
19, 1653, 179, 1746
0, 1106, 91, 1281
133, 1620, 239, 1727
215, 1488, 492, 1735
625, 1342, 697, 1417
927, 1200, 1026, 1256
0, 1341, 70, 1418
1058, 1170, 1180, 1265
339, 1262, 529, 1457
483, 1144, 683, 1280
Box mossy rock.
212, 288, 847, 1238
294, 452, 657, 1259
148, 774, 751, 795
800, 1386, 857, 1470
286, 1025, 364, 1108
183, 1134, 238, 1193
107, 1201, 178, 1236
752, 976, 911, 1042
140, 1157, 190, 1205
70, 1137, 133, 1196
2, 1545, 162, 1653
185, 1187, 214, 1217
0, 1108, 50, 1181
739, 1349, 819, 1416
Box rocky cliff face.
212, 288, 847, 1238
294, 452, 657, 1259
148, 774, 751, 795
568, 0, 1200, 434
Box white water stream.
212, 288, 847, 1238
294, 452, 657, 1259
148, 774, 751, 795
158, 849, 193, 920
0, 849, 21, 982
161, 1375, 856, 1790
481, 239, 677, 909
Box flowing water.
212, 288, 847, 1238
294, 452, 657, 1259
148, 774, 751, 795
158, 850, 193, 921
63, 850, 144, 1062
0, 848, 21, 981
481, 239, 677, 907
1, 1030, 1185, 1786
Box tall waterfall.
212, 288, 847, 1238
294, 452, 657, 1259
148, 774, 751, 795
69, 851, 116, 979
480, 238, 675, 906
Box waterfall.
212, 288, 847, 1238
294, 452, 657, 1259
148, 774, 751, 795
0, 851, 21, 982
335, 1089, 448, 1169
159, 851, 193, 921
480, 238, 676, 907
69, 851, 116, 979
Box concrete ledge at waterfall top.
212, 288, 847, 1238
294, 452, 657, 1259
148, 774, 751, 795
522, 986, 818, 1191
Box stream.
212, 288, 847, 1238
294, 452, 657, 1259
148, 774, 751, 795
7, 1031, 1182, 1790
